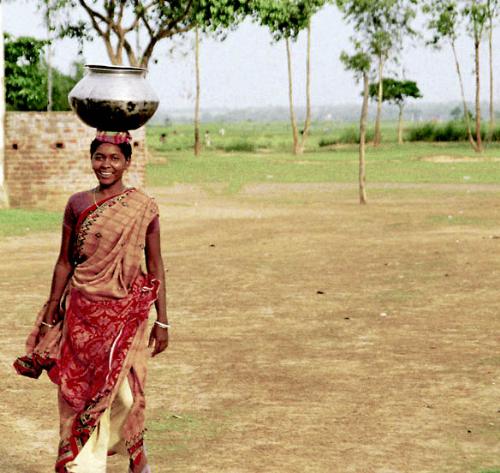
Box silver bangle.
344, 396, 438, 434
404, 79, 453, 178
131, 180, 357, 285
41, 321, 54, 328
154, 320, 170, 329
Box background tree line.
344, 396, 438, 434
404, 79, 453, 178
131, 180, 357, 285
7, 0, 500, 157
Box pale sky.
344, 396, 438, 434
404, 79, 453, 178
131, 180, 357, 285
3, 2, 496, 112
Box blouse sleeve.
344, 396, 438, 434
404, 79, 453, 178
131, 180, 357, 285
63, 197, 77, 231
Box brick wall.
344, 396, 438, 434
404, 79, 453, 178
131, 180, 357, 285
4, 112, 147, 209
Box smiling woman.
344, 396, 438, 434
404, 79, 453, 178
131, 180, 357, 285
14, 130, 169, 473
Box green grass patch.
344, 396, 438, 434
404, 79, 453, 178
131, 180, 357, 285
145, 140, 500, 194
218, 139, 258, 152
427, 214, 496, 227
0, 209, 61, 237
147, 412, 224, 454
319, 127, 375, 146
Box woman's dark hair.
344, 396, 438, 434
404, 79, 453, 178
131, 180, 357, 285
90, 139, 132, 161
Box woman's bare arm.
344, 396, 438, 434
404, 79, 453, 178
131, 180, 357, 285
43, 225, 74, 325
145, 229, 169, 356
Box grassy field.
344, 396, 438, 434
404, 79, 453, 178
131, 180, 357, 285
2, 121, 500, 236
146, 122, 500, 193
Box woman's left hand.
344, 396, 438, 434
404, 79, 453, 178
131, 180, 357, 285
148, 324, 169, 357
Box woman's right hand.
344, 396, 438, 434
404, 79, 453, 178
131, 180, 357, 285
36, 306, 59, 343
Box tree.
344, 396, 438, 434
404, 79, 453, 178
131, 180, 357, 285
450, 104, 473, 121
0, 4, 7, 207
463, 0, 488, 152
340, 47, 371, 204
44, 0, 252, 68
51, 62, 85, 110
194, 26, 201, 156
368, 77, 422, 144
255, 0, 324, 155
336, 0, 416, 146
423, 0, 478, 150
4, 34, 82, 111
4, 34, 49, 111
44, 1, 54, 111
485, 0, 500, 141
191, 5, 246, 157
337, 0, 417, 147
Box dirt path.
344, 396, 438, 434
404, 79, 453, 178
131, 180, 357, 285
2, 183, 500, 473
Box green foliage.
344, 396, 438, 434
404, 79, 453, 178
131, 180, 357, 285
253, 0, 325, 40
319, 127, 374, 145
424, 0, 492, 47
337, 0, 417, 60
340, 49, 371, 81
405, 120, 500, 142
462, 0, 489, 40
423, 0, 461, 46
50, 62, 85, 110
42, 0, 253, 67
368, 78, 422, 105
219, 140, 257, 152
5, 34, 49, 111
4, 33, 83, 111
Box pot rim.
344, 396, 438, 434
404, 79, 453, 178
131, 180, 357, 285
85, 64, 147, 74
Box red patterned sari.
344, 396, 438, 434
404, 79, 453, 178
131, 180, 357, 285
14, 189, 159, 472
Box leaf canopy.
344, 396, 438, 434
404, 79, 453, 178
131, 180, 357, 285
368, 77, 422, 104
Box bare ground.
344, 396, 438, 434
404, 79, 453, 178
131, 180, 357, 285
2, 183, 500, 473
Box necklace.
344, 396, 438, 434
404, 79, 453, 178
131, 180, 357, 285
93, 187, 100, 208
93, 186, 127, 208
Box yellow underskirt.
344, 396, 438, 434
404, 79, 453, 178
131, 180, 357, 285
65, 378, 133, 473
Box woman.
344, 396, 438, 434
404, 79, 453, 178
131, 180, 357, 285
14, 130, 168, 473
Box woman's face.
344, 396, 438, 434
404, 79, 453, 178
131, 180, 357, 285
91, 143, 130, 187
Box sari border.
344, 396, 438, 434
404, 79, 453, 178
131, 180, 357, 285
75, 188, 136, 236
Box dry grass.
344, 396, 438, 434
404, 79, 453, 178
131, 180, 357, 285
2, 183, 500, 473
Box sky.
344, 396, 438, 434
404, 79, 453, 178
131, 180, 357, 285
3, 2, 497, 113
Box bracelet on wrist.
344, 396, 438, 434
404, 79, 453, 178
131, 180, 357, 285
41, 321, 55, 328
154, 320, 170, 329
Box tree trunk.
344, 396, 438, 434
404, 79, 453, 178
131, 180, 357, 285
359, 71, 369, 205
0, 2, 7, 207
194, 27, 201, 157
397, 103, 404, 145
451, 41, 477, 150
474, 38, 483, 152
488, 18, 494, 142
46, 4, 53, 112
286, 38, 300, 155
373, 55, 383, 146
299, 21, 312, 154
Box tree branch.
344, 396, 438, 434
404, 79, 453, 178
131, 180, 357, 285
78, 0, 113, 29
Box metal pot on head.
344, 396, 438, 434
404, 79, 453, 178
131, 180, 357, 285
68, 65, 159, 131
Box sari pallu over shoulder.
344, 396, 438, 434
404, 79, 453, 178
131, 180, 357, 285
72, 188, 159, 300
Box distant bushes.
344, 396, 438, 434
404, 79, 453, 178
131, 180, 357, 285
319, 121, 500, 145
406, 121, 500, 142
319, 127, 375, 146
219, 140, 257, 152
